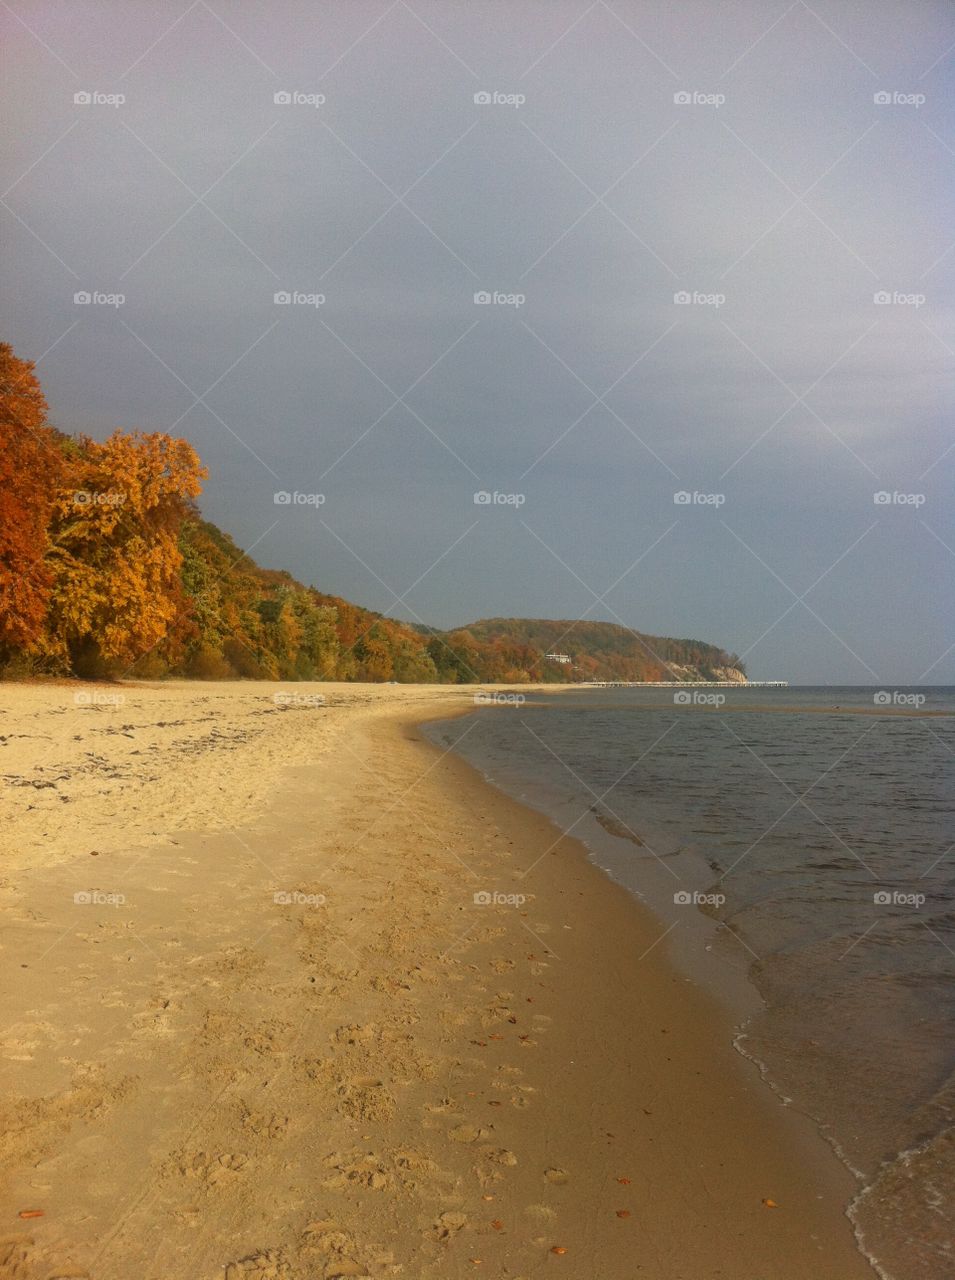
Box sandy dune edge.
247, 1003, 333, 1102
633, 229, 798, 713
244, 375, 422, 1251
0, 682, 873, 1279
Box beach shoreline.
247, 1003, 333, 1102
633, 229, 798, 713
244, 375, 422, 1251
0, 681, 874, 1278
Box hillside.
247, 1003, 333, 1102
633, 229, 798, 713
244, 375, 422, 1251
0, 342, 745, 685
146, 520, 746, 685
458, 618, 746, 684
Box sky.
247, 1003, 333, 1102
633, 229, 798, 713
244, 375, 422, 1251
2, 0, 952, 683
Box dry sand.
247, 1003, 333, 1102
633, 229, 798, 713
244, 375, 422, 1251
0, 681, 875, 1278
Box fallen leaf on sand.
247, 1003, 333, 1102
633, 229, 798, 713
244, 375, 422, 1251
762, 1198, 779, 1208
615, 1210, 630, 1219
550, 1245, 568, 1255
18, 1209, 44, 1219
491, 1219, 503, 1230
616, 1177, 631, 1185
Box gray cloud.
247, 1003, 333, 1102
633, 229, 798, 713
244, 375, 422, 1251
2, 0, 952, 682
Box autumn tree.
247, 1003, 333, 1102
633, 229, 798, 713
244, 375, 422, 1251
45, 432, 206, 675
354, 624, 395, 681
0, 344, 63, 661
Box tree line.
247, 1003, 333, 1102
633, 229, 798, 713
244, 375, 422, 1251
0, 344, 743, 684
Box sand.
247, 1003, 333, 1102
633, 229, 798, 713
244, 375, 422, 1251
0, 681, 875, 1279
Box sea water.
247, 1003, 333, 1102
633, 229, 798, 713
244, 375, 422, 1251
424, 687, 955, 1279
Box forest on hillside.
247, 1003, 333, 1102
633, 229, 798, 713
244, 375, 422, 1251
0, 344, 744, 684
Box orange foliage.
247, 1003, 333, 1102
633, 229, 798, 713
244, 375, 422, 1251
0, 344, 63, 654
44, 431, 206, 674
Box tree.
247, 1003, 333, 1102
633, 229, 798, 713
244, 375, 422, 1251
0, 344, 63, 659
45, 431, 206, 675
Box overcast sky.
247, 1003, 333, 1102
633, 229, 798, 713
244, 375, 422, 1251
2, 0, 952, 682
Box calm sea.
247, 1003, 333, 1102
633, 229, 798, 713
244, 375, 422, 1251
424, 686, 955, 1280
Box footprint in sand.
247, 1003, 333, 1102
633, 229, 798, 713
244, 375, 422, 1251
130, 997, 181, 1039
335, 1077, 396, 1123
213, 946, 267, 977
393, 1148, 456, 1195
525, 1203, 558, 1221
321, 1150, 392, 1191
241, 1108, 289, 1140
430, 1211, 468, 1242
0, 1237, 35, 1280
181, 1151, 248, 1187
224, 1250, 290, 1280
424, 1096, 457, 1114
299, 1218, 374, 1276
490, 1079, 534, 1108
332, 1023, 377, 1046
480, 1146, 518, 1166
448, 1123, 489, 1144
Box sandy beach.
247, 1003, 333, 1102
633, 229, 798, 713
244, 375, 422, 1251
0, 681, 874, 1279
